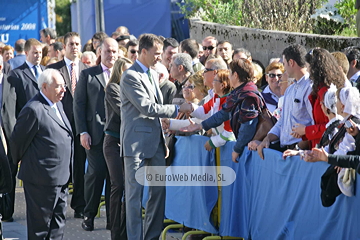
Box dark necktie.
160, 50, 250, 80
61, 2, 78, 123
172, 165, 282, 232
33, 65, 39, 80
147, 69, 153, 84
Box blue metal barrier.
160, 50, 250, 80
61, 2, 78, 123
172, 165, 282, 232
164, 136, 360, 239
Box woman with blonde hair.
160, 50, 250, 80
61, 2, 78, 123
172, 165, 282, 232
103, 57, 132, 240
2, 45, 14, 62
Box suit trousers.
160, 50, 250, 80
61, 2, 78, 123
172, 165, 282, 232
124, 144, 166, 240
83, 139, 110, 223
70, 134, 86, 213
23, 182, 67, 240
103, 134, 127, 240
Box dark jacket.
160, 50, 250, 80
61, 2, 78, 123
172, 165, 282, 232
328, 129, 360, 174
104, 83, 121, 138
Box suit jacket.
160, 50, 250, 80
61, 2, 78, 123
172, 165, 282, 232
8, 54, 26, 70
104, 83, 121, 135
2, 62, 11, 75
119, 61, 177, 159
1, 74, 18, 140
73, 64, 107, 146
9, 62, 45, 110
10, 93, 73, 186
47, 59, 89, 131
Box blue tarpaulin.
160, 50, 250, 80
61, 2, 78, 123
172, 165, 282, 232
164, 136, 360, 239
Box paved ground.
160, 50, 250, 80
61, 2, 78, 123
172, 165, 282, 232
3, 182, 184, 240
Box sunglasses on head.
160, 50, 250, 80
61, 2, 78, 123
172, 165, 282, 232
267, 73, 282, 78
204, 68, 215, 73
203, 46, 215, 51
130, 49, 138, 54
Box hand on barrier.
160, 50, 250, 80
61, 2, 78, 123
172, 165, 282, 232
232, 151, 239, 163
303, 147, 328, 163
80, 133, 91, 150
180, 118, 202, 132
282, 149, 299, 159
204, 141, 213, 151
257, 138, 270, 160
248, 140, 261, 151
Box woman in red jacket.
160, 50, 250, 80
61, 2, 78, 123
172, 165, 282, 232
292, 48, 345, 149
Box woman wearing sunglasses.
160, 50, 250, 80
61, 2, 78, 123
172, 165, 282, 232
180, 59, 264, 163
261, 62, 283, 113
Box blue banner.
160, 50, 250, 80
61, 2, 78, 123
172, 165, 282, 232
0, 0, 48, 47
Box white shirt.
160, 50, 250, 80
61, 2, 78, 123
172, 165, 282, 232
350, 70, 360, 82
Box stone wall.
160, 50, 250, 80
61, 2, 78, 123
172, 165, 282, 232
189, 19, 360, 66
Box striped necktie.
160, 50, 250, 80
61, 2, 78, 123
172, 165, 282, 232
70, 62, 76, 94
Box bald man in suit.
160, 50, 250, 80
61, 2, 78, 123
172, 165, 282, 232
10, 69, 73, 240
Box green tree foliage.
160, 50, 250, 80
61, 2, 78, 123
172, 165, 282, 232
179, 0, 242, 26
179, 0, 327, 33
334, 0, 357, 29
55, 0, 71, 36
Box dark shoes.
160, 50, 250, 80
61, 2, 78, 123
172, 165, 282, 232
81, 217, 94, 231
74, 211, 84, 219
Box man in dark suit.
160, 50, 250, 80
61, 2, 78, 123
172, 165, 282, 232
47, 32, 88, 219
119, 34, 179, 240
9, 38, 45, 110
10, 69, 73, 240
74, 37, 117, 231
0, 55, 18, 222
8, 39, 26, 70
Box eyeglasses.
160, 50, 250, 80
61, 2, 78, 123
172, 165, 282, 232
213, 79, 221, 83
203, 46, 215, 51
267, 73, 282, 79
182, 84, 195, 90
130, 49, 138, 54
204, 68, 215, 73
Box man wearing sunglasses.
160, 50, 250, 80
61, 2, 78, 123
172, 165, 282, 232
126, 40, 139, 62
200, 36, 217, 65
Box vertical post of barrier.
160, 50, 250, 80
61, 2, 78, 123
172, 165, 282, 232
215, 147, 222, 227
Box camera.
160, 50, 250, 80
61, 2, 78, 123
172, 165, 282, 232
344, 120, 352, 129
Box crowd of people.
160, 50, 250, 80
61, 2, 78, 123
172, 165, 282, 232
1, 25, 360, 240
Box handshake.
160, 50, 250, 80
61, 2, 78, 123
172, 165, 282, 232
161, 102, 202, 133
178, 102, 193, 115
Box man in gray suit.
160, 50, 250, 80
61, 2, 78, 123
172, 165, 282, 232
120, 34, 179, 240
10, 69, 73, 240
74, 38, 117, 231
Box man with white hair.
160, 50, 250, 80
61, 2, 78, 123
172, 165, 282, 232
10, 68, 72, 240
153, 62, 176, 104
81, 51, 97, 67
169, 53, 194, 105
